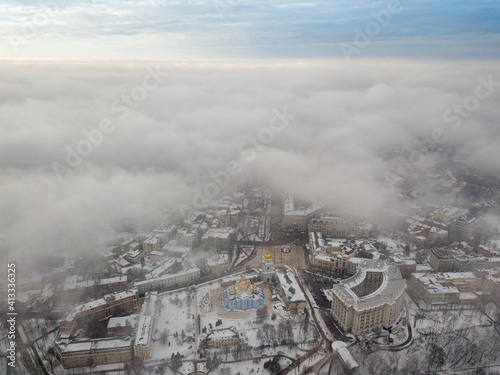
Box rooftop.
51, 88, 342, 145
57, 337, 132, 353
332, 259, 406, 309
135, 316, 154, 347
275, 267, 306, 303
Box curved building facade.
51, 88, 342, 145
330, 259, 406, 335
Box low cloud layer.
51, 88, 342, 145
1, 59, 500, 262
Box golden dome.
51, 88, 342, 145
247, 286, 252, 293
264, 248, 272, 260
236, 287, 241, 293
230, 284, 235, 290
235, 279, 240, 285
253, 283, 257, 289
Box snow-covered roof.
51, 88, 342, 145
107, 316, 139, 330
441, 272, 477, 280
275, 267, 306, 303
63, 275, 127, 291
135, 267, 200, 288
284, 192, 325, 216
206, 326, 238, 341
61, 289, 138, 322
147, 259, 176, 279
332, 259, 406, 310
331, 342, 358, 370
140, 292, 158, 316
135, 316, 154, 347
207, 254, 229, 268
202, 227, 236, 240
57, 337, 132, 353
413, 273, 460, 294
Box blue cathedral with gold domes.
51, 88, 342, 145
222, 275, 265, 311
222, 248, 274, 311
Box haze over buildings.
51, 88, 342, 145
1, 1, 500, 374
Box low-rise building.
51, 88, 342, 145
476, 268, 500, 297
62, 275, 128, 299
453, 255, 488, 271
283, 192, 324, 228
146, 259, 178, 280
428, 227, 449, 244
125, 249, 142, 264
275, 267, 307, 309
206, 254, 230, 274
478, 244, 500, 258
60, 289, 139, 335
439, 272, 481, 292
312, 253, 351, 273
134, 268, 200, 294
206, 327, 239, 348
390, 257, 417, 278
432, 206, 466, 223
55, 337, 133, 368
201, 227, 236, 252
134, 316, 155, 360
430, 249, 454, 272
107, 316, 139, 337
309, 215, 356, 238
410, 273, 460, 305
176, 228, 200, 249
143, 235, 163, 255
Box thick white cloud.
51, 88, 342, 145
1, 59, 500, 263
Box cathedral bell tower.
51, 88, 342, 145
261, 248, 274, 282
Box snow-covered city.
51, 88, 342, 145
2, 183, 500, 374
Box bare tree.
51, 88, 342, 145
159, 328, 169, 345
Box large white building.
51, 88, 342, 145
282, 192, 325, 228
134, 268, 200, 294
330, 260, 406, 335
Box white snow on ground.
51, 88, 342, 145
200, 313, 317, 354
232, 245, 255, 267
340, 293, 500, 374
415, 308, 492, 333
151, 288, 196, 361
